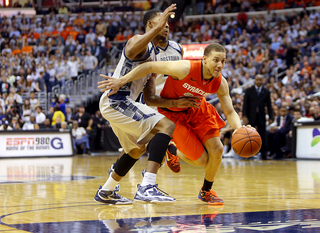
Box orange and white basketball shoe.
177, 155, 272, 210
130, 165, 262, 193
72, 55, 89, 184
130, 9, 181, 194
165, 142, 181, 173
198, 187, 224, 205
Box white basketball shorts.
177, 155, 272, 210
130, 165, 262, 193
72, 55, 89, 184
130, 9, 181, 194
99, 92, 165, 153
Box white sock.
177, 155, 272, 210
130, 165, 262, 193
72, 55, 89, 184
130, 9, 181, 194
141, 172, 157, 186
102, 176, 119, 191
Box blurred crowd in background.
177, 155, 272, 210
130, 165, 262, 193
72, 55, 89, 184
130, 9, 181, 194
0, 0, 320, 158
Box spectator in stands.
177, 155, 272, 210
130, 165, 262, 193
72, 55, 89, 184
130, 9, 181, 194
5, 106, 17, 125
97, 32, 106, 47
0, 120, 12, 131
61, 121, 68, 130
29, 91, 39, 113
35, 71, 47, 92
52, 94, 66, 116
22, 98, 32, 123
68, 56, 81, 81
72, 120, 90, 154
268, 106, 294, 159
64, 39, 77, 56
114, 30, 125, 42
34, 123, 40, 130
0, 76, 11, 96
58, 5, 68, 15
46, 62, 58, 92
90, 110, 107, 151
10, 116, 22, 129
35, 106, 46, 125
82, 50, 98, 75
204, 2, 214, 14
197, 0, 206, 15
22, 115, 36, 130
314, 105, 320, 121
237, 8, 248, 28
91, 41, 100, 58
285, 108, 313, 157
74, 13, 85, 27
46, 106, 54, 122
95, 19, 107, 35
66, 107, 73, 123
55, 117, 62, 129
85, 28, 96, 44
43, 118, 53, 129
51, 106, 65, 126
55, 59, 67, 87
0, 102, 5, 121
72, 105, 92, 129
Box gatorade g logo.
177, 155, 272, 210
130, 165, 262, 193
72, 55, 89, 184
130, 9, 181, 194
51, 137, 63, 149
311, 128, 320, 147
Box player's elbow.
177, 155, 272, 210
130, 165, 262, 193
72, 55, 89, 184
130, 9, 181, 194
125, 48, 135, 59
144, 95, 156, 106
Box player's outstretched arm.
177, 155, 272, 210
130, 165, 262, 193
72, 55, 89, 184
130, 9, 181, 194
143, 76, 201, 108
125, 4, 176, 60
98, 60, 190, 96
217, 77, 242, 131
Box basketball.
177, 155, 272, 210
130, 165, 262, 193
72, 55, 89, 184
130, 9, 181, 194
231, 127, 262, 158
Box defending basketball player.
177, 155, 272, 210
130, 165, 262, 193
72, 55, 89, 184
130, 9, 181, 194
95, 5, 200, 205
99, 43, 244, 205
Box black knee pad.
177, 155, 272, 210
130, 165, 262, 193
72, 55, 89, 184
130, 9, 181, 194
114, 153, 138, 177
148, 133, 171, 164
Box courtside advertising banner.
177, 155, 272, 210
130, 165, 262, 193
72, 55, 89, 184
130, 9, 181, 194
296, 126, 320, 159
181, 44, 210, 60
0, 131, 74, 158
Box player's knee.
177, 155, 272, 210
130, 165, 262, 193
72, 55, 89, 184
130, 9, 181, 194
208, 143, 224, 159
157, 118, 175, 136
129, 147, 146, 159
215, 144, 224, 158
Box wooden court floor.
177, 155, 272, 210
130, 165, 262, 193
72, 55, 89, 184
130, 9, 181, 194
0, 155, 320, 232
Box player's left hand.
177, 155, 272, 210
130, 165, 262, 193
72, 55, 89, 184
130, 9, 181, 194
98, 74, 124, 96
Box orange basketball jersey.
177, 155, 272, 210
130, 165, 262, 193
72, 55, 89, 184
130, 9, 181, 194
160, 60, 222, 111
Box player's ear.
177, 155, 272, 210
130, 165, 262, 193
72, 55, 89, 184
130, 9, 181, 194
148, 21, 153, 28
203, 55, 207, 64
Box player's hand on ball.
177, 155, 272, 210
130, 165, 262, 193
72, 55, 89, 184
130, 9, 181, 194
232, 125, 255, 136
98, 74, 124, 96
244, 125, 256, 130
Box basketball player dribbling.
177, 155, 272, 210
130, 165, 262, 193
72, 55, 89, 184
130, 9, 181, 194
99, 43, 249, 205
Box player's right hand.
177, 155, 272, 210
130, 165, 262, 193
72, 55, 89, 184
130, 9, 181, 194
98, 74, 124, 96
158, 4, 176, 30
174, 97, 202, 108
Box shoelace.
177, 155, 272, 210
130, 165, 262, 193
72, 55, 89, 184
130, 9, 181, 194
170, 155, 180, 166
151, 184, 170, 196
203, 189, 218, 198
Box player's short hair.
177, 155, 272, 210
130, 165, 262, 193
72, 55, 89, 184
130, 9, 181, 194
204, 43, 226, 56
143, 9, 161, 28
